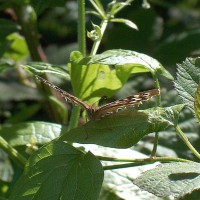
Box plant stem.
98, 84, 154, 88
101, 156, 191, 170
90, 20, 108, 56
68, 106, 81, 130
68, 0, 86, 129
150, 73, 161, 157
175, 125, 200, 160
13, 3, 47, 62
0, 136, 27, 169
113, 0, 135, 15
78, 0, 86, 56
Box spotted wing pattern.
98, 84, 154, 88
36, 75, 160, 120
92, 89, 160, 120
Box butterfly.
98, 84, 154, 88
35, 75, 160, 120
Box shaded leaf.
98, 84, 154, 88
133, 162, 200, 199
0, 38, 13, 57
194, 82, 200, 123
174, 57, 200, 112
9, 141, 103, 200
0, 79, 39, 101
60, 105, 184, 148
0, 122, 68, 146
0, 19, 20, 38
31, 0, 67, 15
24, 62, 69, 78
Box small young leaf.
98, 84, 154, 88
110, 18, 138, 30
133, 162, 200, 199
60, 105, 184, 148
194, 83, 200, 123
174, 57, 200, 112
9, 141, 104, 200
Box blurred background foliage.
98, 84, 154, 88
1, 0, 200, 199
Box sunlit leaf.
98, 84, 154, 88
174, 57, 200, 112
60, 105, 184, 148
9, 141, 103, 200
134, 162, 200, 199
0, 122, 68, 146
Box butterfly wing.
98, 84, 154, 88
35, 75, 92, 111
93, 89, 160, 120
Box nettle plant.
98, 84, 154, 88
1, 0, 200, 200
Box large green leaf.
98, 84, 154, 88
9, 141, 103, 200
60, 105, 184, 148
0, 122, 68, 146
133, 162, 200, 199
174, 57, 200, 112
69, 52, 132, 104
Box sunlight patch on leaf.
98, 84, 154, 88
174, 57, 200, 112
134, 162, 200, 199
9, 141, 103, 200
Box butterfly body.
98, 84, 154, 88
36, 75, 160, 120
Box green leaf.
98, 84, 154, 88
0, 19, 20, 38
70, 51, 131, 103
60, 105, 184, 148
24, 62, 69, 78
5, 104, 41, 124
0, 122, 68, 146
87, 49, 173, 80
174, 57, 200, 112
194, 83, 200, 123
31, 0, 67, 15
110, 18, 138, 30
0, 38, 13, 57
4, 33, 29, 61
133, 162, 200, 199
9, 141, 103, 200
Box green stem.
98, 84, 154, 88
113, 0, 135, 15
175, 125, 200, 160
68, 0, 86, 129
89, 0, 106, 19
98, 155, 190, 163
150, 73, 161, 157
68, 106, 81, 130
0, 136, 27, 169
78, 0, 86, 56
101, 156, 191, 170
13, 3, 46, 62
90, 20, 108, 56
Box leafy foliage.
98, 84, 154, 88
174, 58, 200, 112
0, 0, 200, 200
134, 162, 200, 199
60, 105, 184, 148
9, 141, 103, 200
